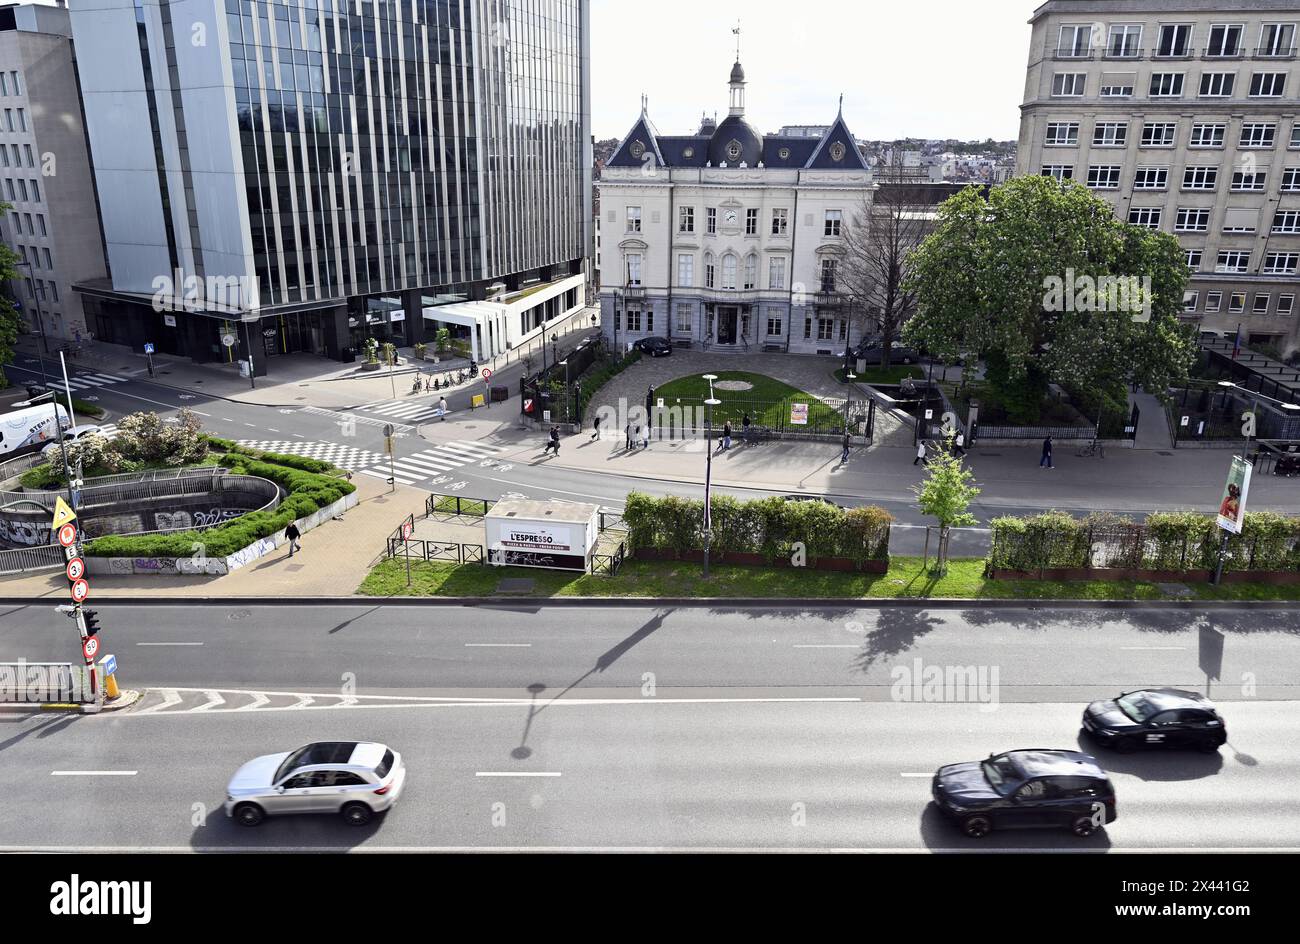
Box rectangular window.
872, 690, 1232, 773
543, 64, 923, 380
16, 178, 27, 201
1259, 23, 1297, 57
1264, 252, 1300, 274
1205, 292, 1222, 312
0, 74, 7, 96
771, 208, 788, 236
29, 179, 37, 202
1249, 72, 1287, 97
1281, 168, 1300, 192
1141, 122, 1177, 147
769, 256, 786, 290
1278, 295, 1295, 316
1128, 207, 1163, 229
1232, 171, 1267, 191
625, 253, 643, 286
743, 255, 757, 290
49, 283, 58, 303
1149, 73, 1185, 97
824, 210, 842, 237
626, 207, 641, 233
1176, 208, 1211, 232
1100, 74, 1135, 97
625, 309, 641, 332
706, 207, 717, 234
1216, 251, 1251, 273
679, 206, 694, 233
4, 179, 13, 201
1156, 24, 1192, 58
817, 318, 834, 341
1223, 208, 1258, 233
1206, 24, 1244, 57
1052, 73, 1086, 96
1108, 25, 1143, 58
1182, 166, 1218, 190
1041, 165, 1074, 181
1087, 165, 1122, 189
676, 304, 693, 333
1253, 294, 1271, 315
22, 212, 32, 233
721, 255, 737, 290
1183, 291, 1199, 312
1045, 122, 1080, 145
23, 144, 33, 166
1240, 123, 1277, 148
705, 258, 715, 289
820, 259, 838, 292
1057, 25, 1093, 57
1229, 293, 1247, 314
767, 316, 783, 337
1272, 210, 1300, 233
9, 72, 19, 96
16, 108, 24, 132
745, 208, 759, 236
1199, 72, 1235, 97
1133, 167, 1168, 189
804, 317, 812, 340
838, 320, 848, 342
1093, 122, 1128, 146
677, 254, 694, 287
1186, 249, 1204, 270
1189, 123, 1225, 148
1292, 126, 1300, 149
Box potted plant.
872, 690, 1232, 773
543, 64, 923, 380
360, 337, 381, 371
414, 342, 427, 362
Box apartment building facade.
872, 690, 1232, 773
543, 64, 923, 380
69, 0, 591, 373
0, 2, 107, 346
598, 58, 876, 356
1019, 0, 1300, 355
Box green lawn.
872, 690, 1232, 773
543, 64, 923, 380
358, 556, 1300, 601
653, 371, 842, 429
834, 365, 924, 385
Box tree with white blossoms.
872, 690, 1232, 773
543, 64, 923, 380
913, 435, 981, 574
903, 175, 1195, 424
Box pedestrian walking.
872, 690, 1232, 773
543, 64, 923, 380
285, 521, 302, 557
841, 430, 852, 464
543, 426, 560, 456
641, 426, 650, 449
742, 413, 752, 444
591, 414, 602, 442
438, 395, 448, 420
914, 440, 927, 466
625, 422, 633, 451
633, 425, 643, 450
954, 432, 966, 457
1040, 436, 1054, 469
721, 421, 733, 452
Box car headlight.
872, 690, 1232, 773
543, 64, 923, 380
1097, 728, 1115, 736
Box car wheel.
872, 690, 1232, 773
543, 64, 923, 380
1070, 816, 1098, 838
1112, 736, 1137, 754
1197, 737, 1221, 754
341, 802, 373, 826
961, 814, 992, 839
233, 803, 265, 827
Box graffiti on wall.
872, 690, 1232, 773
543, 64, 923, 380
0, 519, 49, 547
225, 537, 276, 572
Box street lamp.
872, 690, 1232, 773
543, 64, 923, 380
702, 374, 720, 579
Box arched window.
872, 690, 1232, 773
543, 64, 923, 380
744, 254, 758, 290
721, 254, 738, 290
704, 252, 716, 289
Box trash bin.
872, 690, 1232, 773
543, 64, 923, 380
491, 385, 510, 402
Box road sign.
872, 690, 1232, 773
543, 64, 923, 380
144, 342, 155, 354
100, 653, 117, 677
481, 368, 493, 381
221, 334, 236, 347
523, 398, 534, 413
57, 522, 78, 547
82, 636, 99, 662
66, 558, 85, 581
401, 520, 413, 541
383, 423, 395, 438
70, 578, 90, 603
52, 497, 77, 532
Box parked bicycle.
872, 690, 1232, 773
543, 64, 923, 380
1077, 439, 1106, 459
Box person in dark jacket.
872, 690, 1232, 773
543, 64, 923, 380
841, 430, 852, 464
543, 426, 560, 456
1040, 436, 1054, 469
285, 522, 302, 557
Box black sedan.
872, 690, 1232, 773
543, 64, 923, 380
931, 749, 1117, 839
1082, 688, 1227, 754
634, 336, 673, 357
852, 339, 918, 364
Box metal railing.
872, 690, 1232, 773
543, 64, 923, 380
426, 494, 496, 517
592, 540, 626, 576
386, 539, 486, 564
2, 469, 236, 512
0, 543, 66, 575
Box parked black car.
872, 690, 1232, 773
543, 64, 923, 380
1081, 688, 1227, 754
634, 336, 673, 358
931, 749, 1117, 839
852, 338, 918, 364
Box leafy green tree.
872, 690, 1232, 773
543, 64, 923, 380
903, 176, 1195, 423
0, 203, 27, 389
913, 436, 981, 573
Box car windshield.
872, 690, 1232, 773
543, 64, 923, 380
1117, 692, 1161, 722
979, 756, 1018, 795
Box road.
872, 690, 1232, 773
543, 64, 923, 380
1, 603, 1297, 850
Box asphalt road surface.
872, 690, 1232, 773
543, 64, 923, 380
2, 604, 1297, 851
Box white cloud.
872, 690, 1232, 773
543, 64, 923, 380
592, 0, 1029, 141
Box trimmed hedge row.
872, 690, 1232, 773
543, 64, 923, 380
989, 510, 1300, 573
623, 491, 892, 563
84, 451, 356, 558
203, 436, 338, 475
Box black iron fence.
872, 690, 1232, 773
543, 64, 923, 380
592, 540, 626, 576
645, 394, 875, 442
426, 494, 495, 517
386, 539, 485, 564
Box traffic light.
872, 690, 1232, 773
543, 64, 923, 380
82, 609, 101, 637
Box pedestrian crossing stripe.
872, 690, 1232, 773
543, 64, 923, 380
357, 399, 449, 422
46, 373, 130, 392
298, 406, 413, 432
357, 440, 504, 485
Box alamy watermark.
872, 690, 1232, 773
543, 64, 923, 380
890, 657, 1000, 711
151, 268, 258, 315
1043, 268, 1152, 323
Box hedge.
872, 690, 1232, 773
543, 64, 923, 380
988, 510, 1300, 574
84, 451, 355, 558
202, 436, 338, 475
622, 491, 892, 563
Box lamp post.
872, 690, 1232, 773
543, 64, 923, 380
1217, 380, 1300, 464
702, 374, 720, 579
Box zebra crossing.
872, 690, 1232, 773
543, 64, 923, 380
236, 440, 384, 471
45, 371, 131, 394
358, 439, 506, 486
357, 398, 450, 424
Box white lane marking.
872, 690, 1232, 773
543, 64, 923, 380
475, 771, 561, 778
236, 693, 270, 711
289, 695, 315, 709
51, 771, 138, 777
136, 642, 204, 647
481, 474, 623, 506
192, 691, 225, 712
793, 644, 859, 649
221, 418, 233, 422
465, 643, 533, 648
1120, 646, 1187, 651
137, 689, 182, 714
268, 428, 280, 433
293, 434, 305, 439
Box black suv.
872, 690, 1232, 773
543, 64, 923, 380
1082, 688, 1227, 754
634, 336, 672, 358
931, 749, 1117, 839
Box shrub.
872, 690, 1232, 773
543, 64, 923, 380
575, 350, 642, 418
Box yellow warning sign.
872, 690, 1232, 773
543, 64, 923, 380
51, 496, 77, 531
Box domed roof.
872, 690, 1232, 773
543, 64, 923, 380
730, 60, 745, 84
709, 115, 764, 167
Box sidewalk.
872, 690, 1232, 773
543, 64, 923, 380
0, 472, 427, 599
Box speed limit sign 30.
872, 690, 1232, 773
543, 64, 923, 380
70, 578, 90, 603
66, 557, 85, 582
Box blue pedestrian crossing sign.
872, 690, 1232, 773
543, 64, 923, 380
144, 342, 155, 354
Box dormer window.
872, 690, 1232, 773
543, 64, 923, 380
629, 140, 645, 159
778, 147, 790, 160
830, 142, 846, 162
726, 140, 742, 161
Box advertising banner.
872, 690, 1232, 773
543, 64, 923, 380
1216, 456, 1252, 534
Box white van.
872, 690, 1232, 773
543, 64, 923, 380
0, 404, 72, 457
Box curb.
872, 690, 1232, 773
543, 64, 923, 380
0, 595, 1294, 610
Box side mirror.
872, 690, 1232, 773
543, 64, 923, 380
276, 785, 286, 794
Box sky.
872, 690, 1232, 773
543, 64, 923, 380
591, 0, 1031, 142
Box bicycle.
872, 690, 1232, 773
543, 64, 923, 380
1076, 439, 1106, 459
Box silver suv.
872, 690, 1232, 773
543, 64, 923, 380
224, 741, 406, 827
